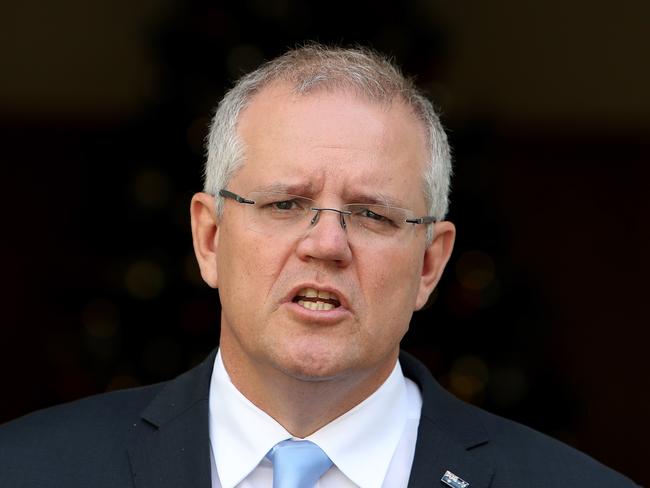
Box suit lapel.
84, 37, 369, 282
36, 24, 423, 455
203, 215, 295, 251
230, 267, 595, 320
126, 349, 493, 488
401, 351, 494, 488
127, 350, 217, 488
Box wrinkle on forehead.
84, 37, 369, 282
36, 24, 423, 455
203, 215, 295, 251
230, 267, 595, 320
251, 179, 411, 210
233, 82, 429, 211
239, 82, 425, 148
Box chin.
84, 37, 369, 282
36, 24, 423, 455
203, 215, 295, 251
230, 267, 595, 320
274, 344, 353, 383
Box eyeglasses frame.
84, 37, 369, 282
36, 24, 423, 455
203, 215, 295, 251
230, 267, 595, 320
217, 189, 437, 229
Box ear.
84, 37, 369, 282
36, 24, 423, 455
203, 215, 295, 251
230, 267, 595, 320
190, 192, 220, 288
414, 221, 456, 310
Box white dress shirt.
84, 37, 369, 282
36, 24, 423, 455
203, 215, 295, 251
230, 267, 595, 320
208, 350, 422, 488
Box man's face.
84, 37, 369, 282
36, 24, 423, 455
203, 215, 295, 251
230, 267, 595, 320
195, 83, 453, 386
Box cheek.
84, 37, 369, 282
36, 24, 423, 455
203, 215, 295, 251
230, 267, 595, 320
362, 251, 422, 320
217, 235, 280, 337
247, 238, 292, 287
220, 230, 291, 305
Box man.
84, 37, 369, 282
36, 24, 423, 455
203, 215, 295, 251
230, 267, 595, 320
0, 45, 638, 487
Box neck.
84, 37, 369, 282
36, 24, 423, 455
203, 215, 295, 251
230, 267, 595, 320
219, 342, 397, 438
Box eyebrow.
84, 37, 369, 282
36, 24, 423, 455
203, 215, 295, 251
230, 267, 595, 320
250, 183, 408, 209
252, 182, 315, 195
345, 191, 407, 209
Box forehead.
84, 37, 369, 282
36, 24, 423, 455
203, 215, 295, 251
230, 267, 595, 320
234, 83, 429, 206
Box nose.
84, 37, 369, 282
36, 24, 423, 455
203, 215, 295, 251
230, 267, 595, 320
296, 208, 353, 266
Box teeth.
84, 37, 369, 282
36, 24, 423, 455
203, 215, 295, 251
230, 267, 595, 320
298, 300, 318, 310
297, 300, 336, 311
297, 288, 337, 300
295, 287, 340, 311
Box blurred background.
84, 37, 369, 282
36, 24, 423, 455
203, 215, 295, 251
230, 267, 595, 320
1, 0, 648, 483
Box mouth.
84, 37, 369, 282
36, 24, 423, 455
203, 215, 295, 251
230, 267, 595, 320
292, 287, 342, 311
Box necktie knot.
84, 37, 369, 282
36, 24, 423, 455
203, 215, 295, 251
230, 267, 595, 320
267, 440, 333, 488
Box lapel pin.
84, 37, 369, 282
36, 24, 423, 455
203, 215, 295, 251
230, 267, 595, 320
441, 470, 470, 488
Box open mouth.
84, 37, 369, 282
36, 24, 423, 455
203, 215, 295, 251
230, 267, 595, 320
292, 287, 341, 311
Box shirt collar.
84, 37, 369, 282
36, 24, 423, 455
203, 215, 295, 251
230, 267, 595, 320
209, 349, 409, 488
209, 350, 290, 488
305, 361, 408, 488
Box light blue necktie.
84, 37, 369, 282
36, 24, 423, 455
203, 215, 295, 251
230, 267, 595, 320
267, 439, 333, 488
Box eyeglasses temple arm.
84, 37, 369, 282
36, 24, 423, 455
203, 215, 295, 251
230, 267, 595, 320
219, 189, 255, 205
405, 216, 436, 225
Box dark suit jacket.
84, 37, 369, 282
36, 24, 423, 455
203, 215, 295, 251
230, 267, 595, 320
0, 349, 638, 487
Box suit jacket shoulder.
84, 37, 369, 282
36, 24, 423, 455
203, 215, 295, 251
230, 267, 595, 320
0, 350, 216, 488
400, 351, 639, 488
0, 383, 161, 487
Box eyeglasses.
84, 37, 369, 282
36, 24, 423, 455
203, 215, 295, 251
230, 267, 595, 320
218, 189, 435, 243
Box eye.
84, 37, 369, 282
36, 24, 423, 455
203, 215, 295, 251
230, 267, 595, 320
273, 200, 297, 210
360, 208, 390, 222
348, 204, 402, 231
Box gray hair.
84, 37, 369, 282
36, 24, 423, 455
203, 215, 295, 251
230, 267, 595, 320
204, 44, 452, 236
